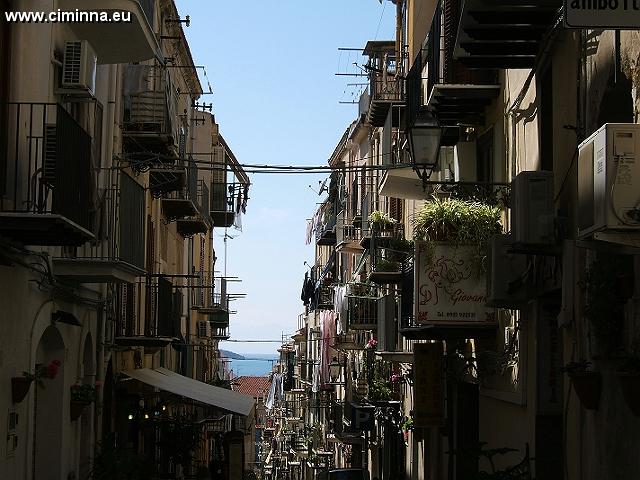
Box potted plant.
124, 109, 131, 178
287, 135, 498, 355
70, 383, 97, 421
368, 210, 397, 234
412, 198, 502, 326
616, 357, 640, 416
12, 359, 62, 403
561, 360, 601, 410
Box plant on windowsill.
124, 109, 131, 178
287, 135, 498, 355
12, 359, 62, 404
560, 360, 601, 410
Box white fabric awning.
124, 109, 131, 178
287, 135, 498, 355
123, 367, 255, 416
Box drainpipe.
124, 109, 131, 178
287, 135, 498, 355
396, 0, 403, 77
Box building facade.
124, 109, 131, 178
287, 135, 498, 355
0, 1, 254, 479
264, 1, 640, 480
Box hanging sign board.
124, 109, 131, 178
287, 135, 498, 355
564, 0, 640, 28
413, 342, 444, 427
414, 242, 496, 326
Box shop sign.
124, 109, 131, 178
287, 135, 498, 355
414, 242, 495, 326
565, 0, 640, 28
413, 343, 444, 427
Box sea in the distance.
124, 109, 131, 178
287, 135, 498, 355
224, 352, 278, 378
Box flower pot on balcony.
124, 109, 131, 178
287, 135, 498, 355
569, 372, 602, 410
70, 400, 87, 421
11, 377, 33, 404
617, 372, 640, 416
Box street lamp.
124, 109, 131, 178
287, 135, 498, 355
328, 356, 344, 384
407, 121, 442, 182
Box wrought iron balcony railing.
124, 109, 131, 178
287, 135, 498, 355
0, 102, 94, 245
347, 293, 378, 330
53, 170, 146, 283
211, 181, 246, 228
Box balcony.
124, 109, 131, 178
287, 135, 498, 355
53, 171, 146, 283
176, 180, 210, 237
362, 41, 403, 127
413, 5, 500, 128
149, 160, 186, 197
192, 275, 231, 315
161, 163, 204, 231
369, 242, 411, 285
347, 292, 378, 330
311, 285, 334, 311
114, 277, 182, 350
210, 181, 244, 228
123, 70, 177, 154
0, 103, 94, 246
334, 331, 369, 351
454, 0, 562, 69
335, 211, 363, 254
211, 325, 230, 340
59, 0, 158, 64
314, 202, 337, 246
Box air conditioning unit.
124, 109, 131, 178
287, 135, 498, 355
62, 40, 97, 96
512, 170, 555, 246
578, 123, 640, 238
197, 320, 210, 338
487, 234, 529, 308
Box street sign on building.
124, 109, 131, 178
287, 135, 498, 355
350, 404, 375, 431
565, 0, 640, 28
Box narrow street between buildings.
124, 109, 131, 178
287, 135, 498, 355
2, 1, 640, 480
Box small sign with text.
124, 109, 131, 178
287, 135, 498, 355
565, 0, 640, 28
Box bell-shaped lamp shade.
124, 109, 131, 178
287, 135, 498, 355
408, 124, 442, 179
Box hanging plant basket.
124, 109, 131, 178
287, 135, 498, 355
569, 372, 602, 410
70, 400, 87, 421
11, 377, 33, 404
617, 372, 640, 416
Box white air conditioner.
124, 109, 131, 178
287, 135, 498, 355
578, 123, 640, 238
197, 320, 210, 338
512, 170, 555, 246
62, 40, 97, 96
487, 234, 528, 308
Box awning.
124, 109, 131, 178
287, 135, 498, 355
123, 367, 254, 416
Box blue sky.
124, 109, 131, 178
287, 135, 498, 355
176, 1, 395, 354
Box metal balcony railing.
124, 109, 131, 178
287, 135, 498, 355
314, 201, 337, 246
211, 181, 246, 227
56, 170, 145, 269
192, 274, 230, 313
0, 102, 93, 244
347, 293, 378, 330
161, 161, 199, 220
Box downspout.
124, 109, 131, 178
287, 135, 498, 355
396, 0, 404, 77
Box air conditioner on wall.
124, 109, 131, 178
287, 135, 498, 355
578, 123, 640, 238
62, 40, 97, 96
487, 234, 528, 308
512, 170, 555, 246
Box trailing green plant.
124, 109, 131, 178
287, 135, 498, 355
413, 197, 501, 250
374, 258, 401, 273
559, 360, 593, 376
368, 210, 397, 228
71, 384, 97, 404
